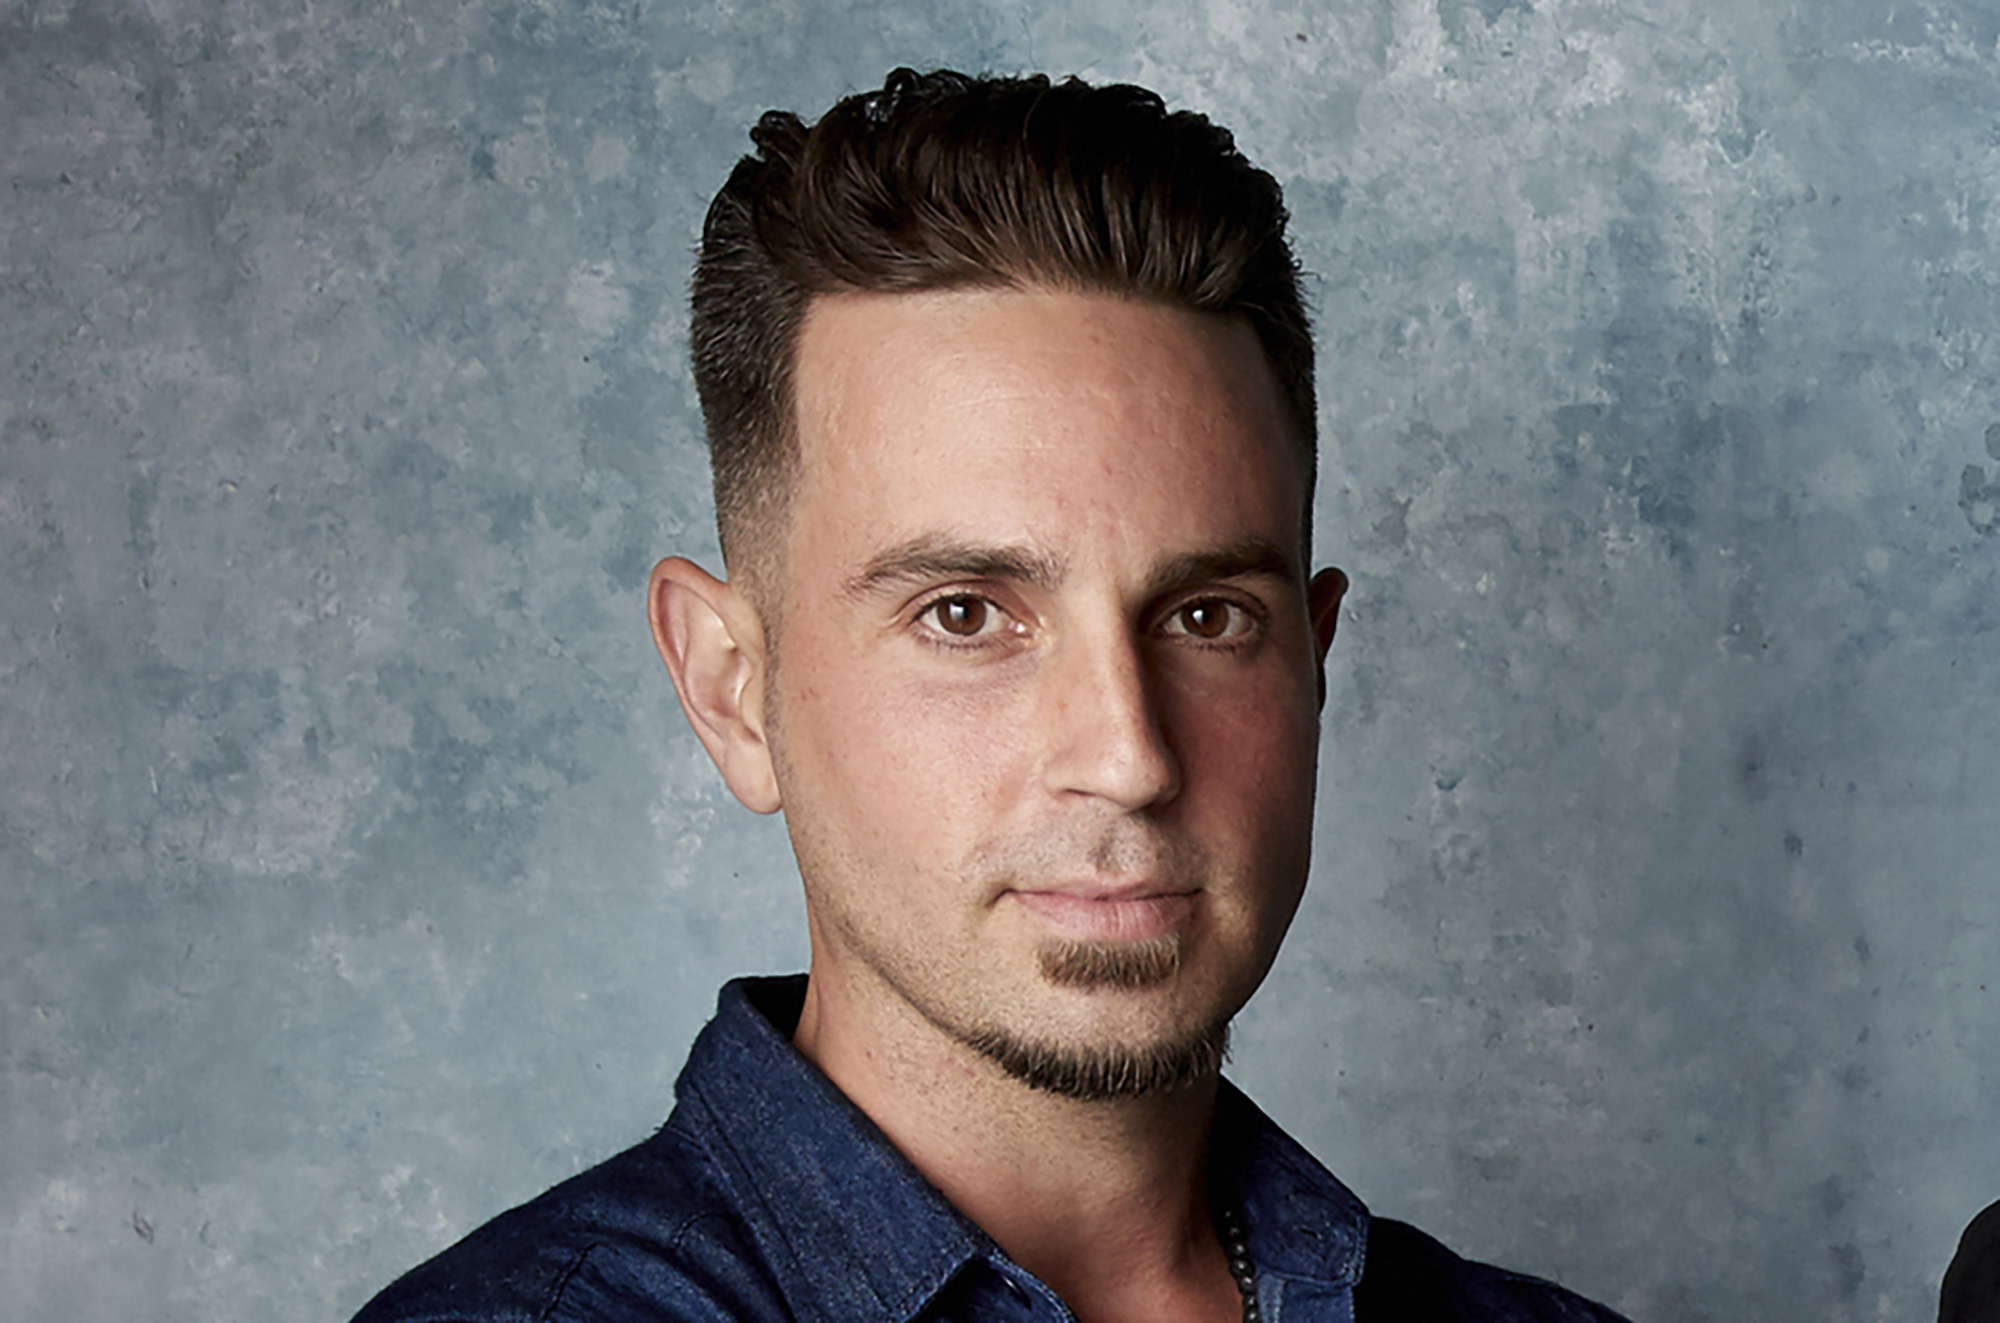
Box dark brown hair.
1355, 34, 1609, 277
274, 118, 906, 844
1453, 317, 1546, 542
690, 68, 1315, 578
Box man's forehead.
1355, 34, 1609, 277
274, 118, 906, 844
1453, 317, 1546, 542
791, 287, 1282, 427
777, 287, 1309, 591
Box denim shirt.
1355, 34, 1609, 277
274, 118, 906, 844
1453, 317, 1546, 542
353, 977, 1626, 1323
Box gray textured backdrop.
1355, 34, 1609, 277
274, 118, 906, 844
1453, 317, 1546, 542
4, 1, 1997, 1319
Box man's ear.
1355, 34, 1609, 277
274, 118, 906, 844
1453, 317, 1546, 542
1308, 567, 1349, 711
649, 557, 782, 814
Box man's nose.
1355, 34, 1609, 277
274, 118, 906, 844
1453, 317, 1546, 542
1040, 624, 1182, 812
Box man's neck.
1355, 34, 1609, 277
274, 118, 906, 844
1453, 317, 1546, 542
793, 967, 1245, 1323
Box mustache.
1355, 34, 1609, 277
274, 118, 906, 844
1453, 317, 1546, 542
964, 819, 1213, 894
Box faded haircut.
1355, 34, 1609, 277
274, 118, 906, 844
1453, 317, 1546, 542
689, 67, 1316, 586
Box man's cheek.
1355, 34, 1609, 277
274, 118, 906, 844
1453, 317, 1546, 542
1170, 686, 1314, 779
880, 670, 1033, 766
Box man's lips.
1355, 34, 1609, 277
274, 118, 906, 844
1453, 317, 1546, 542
1006, 888, 1198, 942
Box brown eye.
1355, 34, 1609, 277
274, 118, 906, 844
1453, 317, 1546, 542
933, 596, 989, 635
1178, 601, 1232, 639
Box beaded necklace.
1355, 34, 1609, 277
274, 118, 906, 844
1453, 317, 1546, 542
1216, 1206, 1260, 1322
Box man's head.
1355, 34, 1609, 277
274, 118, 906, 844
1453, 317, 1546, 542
652, 71, 1345, 1104
688, 67, 1318, 598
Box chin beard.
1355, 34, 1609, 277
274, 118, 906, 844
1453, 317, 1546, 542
1038, 935, 1182, 990
963, 1017, 1231, 1101
960, 936, 1228, 1101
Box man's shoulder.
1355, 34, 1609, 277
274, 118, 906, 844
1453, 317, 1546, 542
1356, 1216, 1630, 1323
349, 1113, 784, 1323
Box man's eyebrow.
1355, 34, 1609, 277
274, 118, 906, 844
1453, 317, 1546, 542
841, 535, 1067, 598
1142, 538, 1302, 600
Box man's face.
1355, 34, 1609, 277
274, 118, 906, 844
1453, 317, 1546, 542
766, 287, 1334, 1098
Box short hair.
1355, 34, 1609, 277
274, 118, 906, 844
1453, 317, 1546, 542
689, 67, 1315, 581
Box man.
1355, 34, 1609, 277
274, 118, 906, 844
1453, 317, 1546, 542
354, 69, 1627, 1322
1939, 1199, 2000, 1323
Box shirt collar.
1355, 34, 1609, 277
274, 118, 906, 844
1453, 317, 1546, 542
674, 976, 1368, 1319
675, 976, 993, 1321
1211, 1078, 1370, 1291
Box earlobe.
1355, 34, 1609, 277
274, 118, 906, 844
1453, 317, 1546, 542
649, 557, 783, 814
1308, 567, 1349, 710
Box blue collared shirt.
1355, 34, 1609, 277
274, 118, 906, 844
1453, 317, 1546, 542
353, 977, 1625, 1322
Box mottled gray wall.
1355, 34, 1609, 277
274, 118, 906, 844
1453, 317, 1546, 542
4, 1, 1995, 1319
